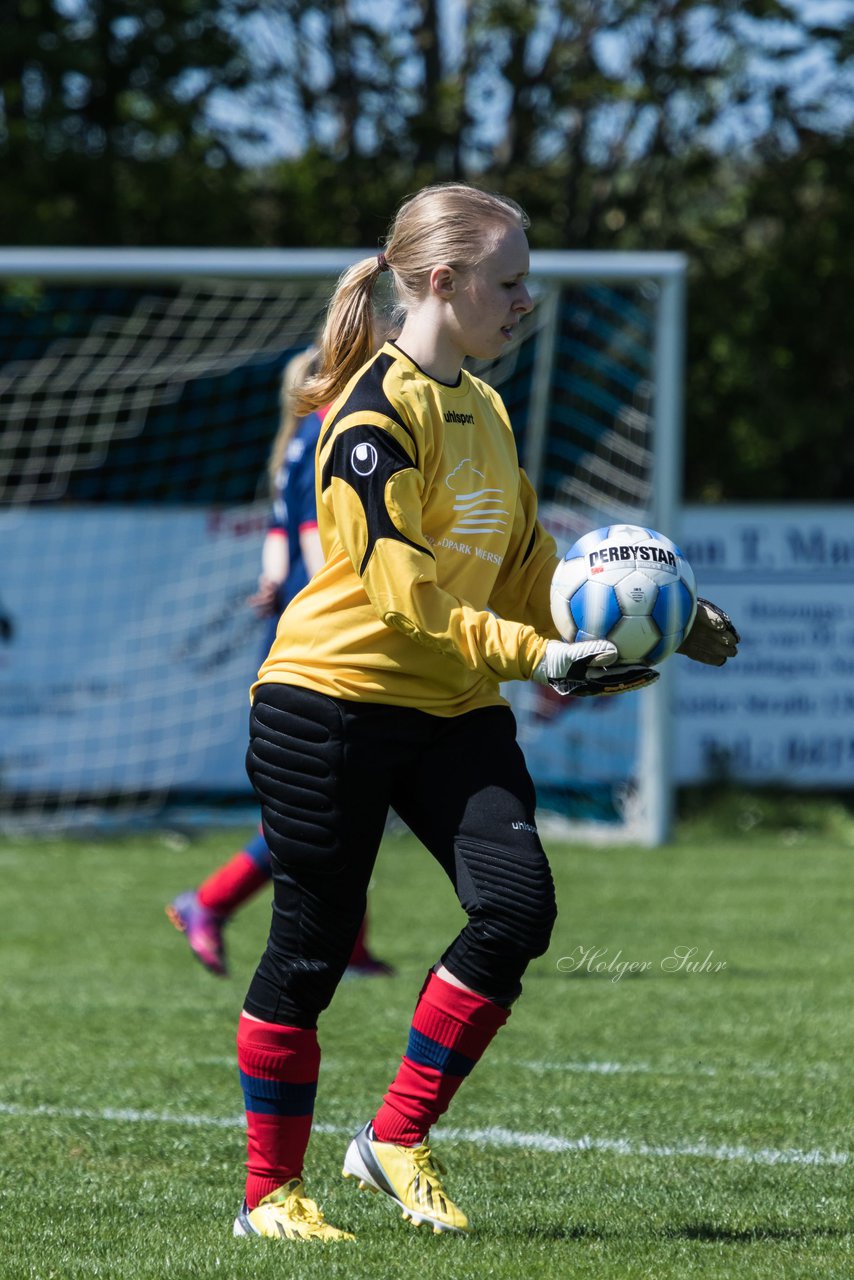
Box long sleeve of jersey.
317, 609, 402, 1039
319, 418, 549, 683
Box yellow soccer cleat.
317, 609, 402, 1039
233, 1178, 355, 1242
342, 1122, 469, 1234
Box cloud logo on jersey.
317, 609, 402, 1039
350, 442, 378, 476
445, 459, 510, 536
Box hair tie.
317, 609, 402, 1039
376, 252, 389, 273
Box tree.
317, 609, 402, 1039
462, 0, 854, 249
2, 0, 852, 497
0, 0, 257, 243
684, 133, 854, 501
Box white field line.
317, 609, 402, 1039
0, 1101, 847, 1168
187, 1056, 797, 1080
513, 1059, 786, 1079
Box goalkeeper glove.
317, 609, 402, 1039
532, 639, 659, 697
677, 598, 740, 667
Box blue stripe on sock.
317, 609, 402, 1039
405, 1027, 476, 1077
243, 831, 273, 874
239, 1070, 317, 1116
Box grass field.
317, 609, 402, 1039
2, 803, 854, 1279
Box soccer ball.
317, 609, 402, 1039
550, 524, 697, 665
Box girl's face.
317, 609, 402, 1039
451, 224, 533, 361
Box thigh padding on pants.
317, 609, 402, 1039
453, 838, 557, 957
247, 695, 343, 865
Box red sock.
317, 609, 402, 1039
198, 851, 269, 916
372, 971, 509, 1146
237, 1013, 320, 1208
347, 916, 370, 966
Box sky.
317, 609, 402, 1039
201, 0, 854, 165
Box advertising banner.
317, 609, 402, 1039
1, 504, 851, 801
676, 505, 854, 785
0, 506, 267, 798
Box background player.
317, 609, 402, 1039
167, 347, 392, 979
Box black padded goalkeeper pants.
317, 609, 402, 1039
243, 683, 557, 1026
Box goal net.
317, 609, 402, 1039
0, 249, 685, 841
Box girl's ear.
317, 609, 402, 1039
429, 264, 456, 299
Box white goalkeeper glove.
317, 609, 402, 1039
532, 639, 660, 697
677, 598, 740, 667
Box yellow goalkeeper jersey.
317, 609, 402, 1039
254, 341, 560, 716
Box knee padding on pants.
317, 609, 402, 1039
443, 837, 558, 999
245, 886, 365, 1027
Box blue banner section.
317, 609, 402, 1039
1, 504, 851, 801
673, 505, 854, 785
0, 505, 265, 796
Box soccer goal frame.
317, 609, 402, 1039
0, 246, 686, 844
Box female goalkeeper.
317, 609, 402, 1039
233, 181, 739, 1244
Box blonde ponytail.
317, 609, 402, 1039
294, 256, 384, 416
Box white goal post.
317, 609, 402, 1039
0, 247, 686, 843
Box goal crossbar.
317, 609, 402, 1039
0, 247, 687, 283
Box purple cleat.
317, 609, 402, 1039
166, 890, 228, 977
343, 953, 396, 979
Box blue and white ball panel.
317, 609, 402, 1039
646, 579, 698, 663
677, 553, 697, 598
568, 526, 616, 558
609, 613, 663, 662
549, 554, 590, 642
613, 569, 661, 615
568, 579, 624, 641
553, 553, 589, 591
651, 578, 697, 637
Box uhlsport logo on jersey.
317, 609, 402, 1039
350, 441, 378, 476
445, 459, 510, 536
588, 543, 678, 575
